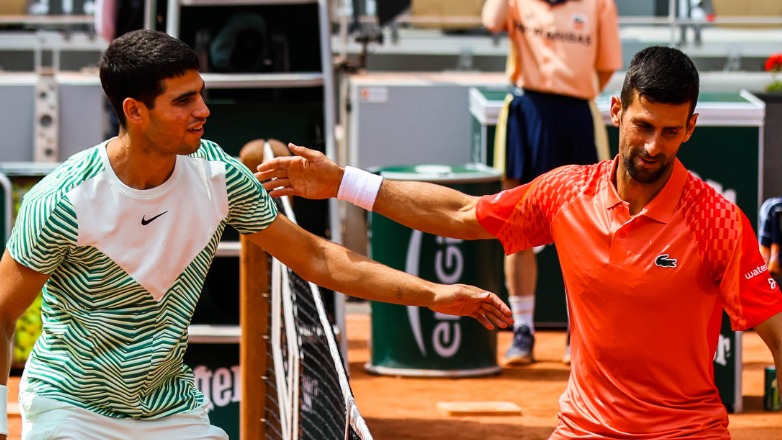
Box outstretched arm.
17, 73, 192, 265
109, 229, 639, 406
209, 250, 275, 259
247, 215, 512, 330
256, 144, 495, 240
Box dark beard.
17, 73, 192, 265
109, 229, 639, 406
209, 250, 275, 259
623, 150, 671, 184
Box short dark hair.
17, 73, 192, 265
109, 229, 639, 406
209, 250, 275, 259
620, 46, 700, 116
99, 30, 200, 128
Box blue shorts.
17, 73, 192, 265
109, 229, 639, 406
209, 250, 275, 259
504, 89, 597, 184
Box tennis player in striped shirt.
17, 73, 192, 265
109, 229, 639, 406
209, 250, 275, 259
0, 29, 511, 439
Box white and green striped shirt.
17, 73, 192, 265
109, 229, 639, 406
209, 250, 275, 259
8, 139, 277, 419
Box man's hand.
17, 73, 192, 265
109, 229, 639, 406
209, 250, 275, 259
255, 143, 344, 199
430, 285, 513, 330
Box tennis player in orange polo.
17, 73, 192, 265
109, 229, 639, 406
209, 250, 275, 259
256, 46, 782, 438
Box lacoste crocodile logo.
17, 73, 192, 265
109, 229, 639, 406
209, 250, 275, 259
141, 211, 168, 226
655, 254, 677, 268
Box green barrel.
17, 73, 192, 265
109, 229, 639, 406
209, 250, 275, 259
365, 164, 504, 377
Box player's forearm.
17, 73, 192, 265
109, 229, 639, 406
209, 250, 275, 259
254, 217, 439, 307
333, 165, 490, 239
372, 180, 490, 240
300, 239, 438, 307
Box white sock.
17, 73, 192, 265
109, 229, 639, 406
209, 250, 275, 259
509, 296, 535, 334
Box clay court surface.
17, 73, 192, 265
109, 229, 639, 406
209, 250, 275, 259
5, 310, 782, 439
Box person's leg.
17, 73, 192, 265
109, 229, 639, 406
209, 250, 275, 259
557, 100, 603, 366
557, 96, 599, 365
501, 93, 540, 365
503, 246, 538, 364
502, 91, 598, 365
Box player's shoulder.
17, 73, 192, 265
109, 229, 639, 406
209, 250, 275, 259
678, 170, 750, 280
25, 145, 104, 206
189, 139, 263, 196
679, 172, 741, 221
190, 139, 248, 171
678, 171, 743, 253
190, 139, 229, 161
535, 160, 609, 200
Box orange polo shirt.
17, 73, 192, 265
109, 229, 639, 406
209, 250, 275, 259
476, 158, 782, 438
503, 0, 623, 99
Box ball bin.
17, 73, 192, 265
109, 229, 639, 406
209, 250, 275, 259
365, 164, 504, 377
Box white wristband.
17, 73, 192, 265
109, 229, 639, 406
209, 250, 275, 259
337, 166, 383, 211
0, 384, 8, 436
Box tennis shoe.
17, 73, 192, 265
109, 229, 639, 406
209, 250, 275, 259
504, 325, 534, 365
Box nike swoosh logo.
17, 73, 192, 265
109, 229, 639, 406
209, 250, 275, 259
141, 211, 168, 226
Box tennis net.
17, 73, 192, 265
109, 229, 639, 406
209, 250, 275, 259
264, 187, 373, 440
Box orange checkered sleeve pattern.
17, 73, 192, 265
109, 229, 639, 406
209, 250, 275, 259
680, 175, 782, 331
476, 162, 608, 256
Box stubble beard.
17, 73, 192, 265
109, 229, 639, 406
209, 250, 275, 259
622, 148, 672, 184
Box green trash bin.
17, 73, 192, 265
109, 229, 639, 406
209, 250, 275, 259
365, 164, 504, 377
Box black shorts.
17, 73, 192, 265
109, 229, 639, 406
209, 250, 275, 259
504, 89, 598, 184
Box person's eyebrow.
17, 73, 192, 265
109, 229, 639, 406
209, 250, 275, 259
171, 80, 206, 102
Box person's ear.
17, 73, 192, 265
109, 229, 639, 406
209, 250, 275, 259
123, 98, 144, 125
681, 112, 699, 143
609, 95, 622, 128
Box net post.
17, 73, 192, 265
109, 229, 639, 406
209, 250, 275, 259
240, 147, 269, 440
240, 231, 268, 439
